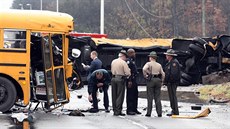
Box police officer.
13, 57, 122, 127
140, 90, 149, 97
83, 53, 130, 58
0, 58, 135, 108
111, 50, 131, 116
143, 51, 165, 117
88, 69, 111, 113
164, 49, 181, 116
126, 49, 141, 115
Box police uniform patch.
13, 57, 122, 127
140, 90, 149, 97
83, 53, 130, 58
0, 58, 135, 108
173, 63, 176, 67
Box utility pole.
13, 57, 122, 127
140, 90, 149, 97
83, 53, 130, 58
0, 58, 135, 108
202, 0, 206, 37
41, 0, 42, 10
57, 0, 59, 12
100, 0, 104, 34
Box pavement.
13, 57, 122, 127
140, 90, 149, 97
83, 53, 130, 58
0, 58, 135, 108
0, 85, 230, 129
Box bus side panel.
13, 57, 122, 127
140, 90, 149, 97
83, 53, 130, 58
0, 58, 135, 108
0, 29, 31, 105
64, 34, 70, 101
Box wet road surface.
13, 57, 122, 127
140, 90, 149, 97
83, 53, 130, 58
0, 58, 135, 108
0, 86, 229, 129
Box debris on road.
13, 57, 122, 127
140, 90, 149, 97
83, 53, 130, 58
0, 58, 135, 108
11, 113, 28, 122
11, 112, 34, 123
209, 98, 230, 103
191, 105, 202, 110
69, 110, 85, 116
202, 69, 230, 85
172, 108, 211, 119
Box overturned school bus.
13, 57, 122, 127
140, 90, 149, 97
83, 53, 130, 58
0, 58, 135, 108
0, 10, 74, 112
68, 36, 172, 85
69, 34, 230, 86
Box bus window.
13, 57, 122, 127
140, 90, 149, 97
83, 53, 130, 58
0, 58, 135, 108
46, 70, 54, 104
52, 34, 63, 66
4, 29, 26, 49
54, 68, 66, 101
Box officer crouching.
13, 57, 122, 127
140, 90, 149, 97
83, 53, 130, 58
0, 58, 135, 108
142, 51, 165, 117
88, 69, 111, 113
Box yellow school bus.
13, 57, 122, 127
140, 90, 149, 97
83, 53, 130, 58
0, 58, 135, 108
0, 9, 74, 112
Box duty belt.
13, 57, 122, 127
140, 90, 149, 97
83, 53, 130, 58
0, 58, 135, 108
112, 75, 124, 77
112, 75, 126, 79
151, 74, 161, 78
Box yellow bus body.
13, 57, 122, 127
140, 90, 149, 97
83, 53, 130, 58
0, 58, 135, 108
0, 9, 73, 110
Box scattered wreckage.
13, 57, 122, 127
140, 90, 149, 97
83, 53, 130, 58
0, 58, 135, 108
68, 34, 230, 86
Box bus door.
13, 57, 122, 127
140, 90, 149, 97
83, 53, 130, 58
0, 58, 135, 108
41, 34, 66, 107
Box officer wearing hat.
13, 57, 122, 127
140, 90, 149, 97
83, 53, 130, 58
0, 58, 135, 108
111, 50, 131, 116
126, 48, 141, 115
164, 49, 181, 116
143, 51, 165, 117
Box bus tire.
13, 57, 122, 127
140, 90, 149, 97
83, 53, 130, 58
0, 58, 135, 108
185, 57, 195, 72
225, 43, 230, 52
193, 37, 207, 45
189, 44, 205, 55
181, 72, 193, 82
180, 78, 191, 86
0, 77, 17, 112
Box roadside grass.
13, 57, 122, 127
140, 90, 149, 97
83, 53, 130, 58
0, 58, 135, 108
198, 83, 230, 101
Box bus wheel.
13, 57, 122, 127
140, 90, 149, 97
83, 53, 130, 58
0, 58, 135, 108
0, 77, 17, 112
180, 78, 191, 86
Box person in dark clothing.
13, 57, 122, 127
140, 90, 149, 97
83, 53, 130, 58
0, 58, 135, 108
126, 49, 141, 115
83, 51, 102, 82
164, 49, 181, 116
82, 51, 102, 101
88, 69, 111, 113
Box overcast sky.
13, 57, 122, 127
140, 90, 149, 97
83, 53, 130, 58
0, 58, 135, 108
0, 0, 13, 10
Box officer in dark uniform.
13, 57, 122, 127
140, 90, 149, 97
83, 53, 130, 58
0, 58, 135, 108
164, 49, 181, 116
88, 69, 111, 113
126, 49, 141, 115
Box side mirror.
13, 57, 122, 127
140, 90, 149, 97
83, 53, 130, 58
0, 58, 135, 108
72, 49, 81, 58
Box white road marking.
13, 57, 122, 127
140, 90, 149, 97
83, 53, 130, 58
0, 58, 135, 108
118, 116, 149, 129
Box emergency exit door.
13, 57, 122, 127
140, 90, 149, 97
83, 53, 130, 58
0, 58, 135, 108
41, 34, 66, 106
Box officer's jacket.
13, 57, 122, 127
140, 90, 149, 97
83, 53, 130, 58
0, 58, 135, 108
88, 58, 102, 74
142, 60, 165, 82
127, 58, 138, 80
111, 58, 131, 77
86, 57, 102, 80
88, 69, 111, 93
164, 58, 181, 83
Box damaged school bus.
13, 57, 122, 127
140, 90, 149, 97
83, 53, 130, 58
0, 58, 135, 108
0, 10, 74, 112
68, 36, 172, 85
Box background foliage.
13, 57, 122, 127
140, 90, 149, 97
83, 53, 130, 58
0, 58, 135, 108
12, 0, 230, 39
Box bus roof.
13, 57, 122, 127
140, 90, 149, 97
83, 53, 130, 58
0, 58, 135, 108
0, 9, 74, 32
92, 38, 172, 49
70, 32, 108, 38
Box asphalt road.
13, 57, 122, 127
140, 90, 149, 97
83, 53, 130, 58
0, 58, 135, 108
0, 86, 229, 129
